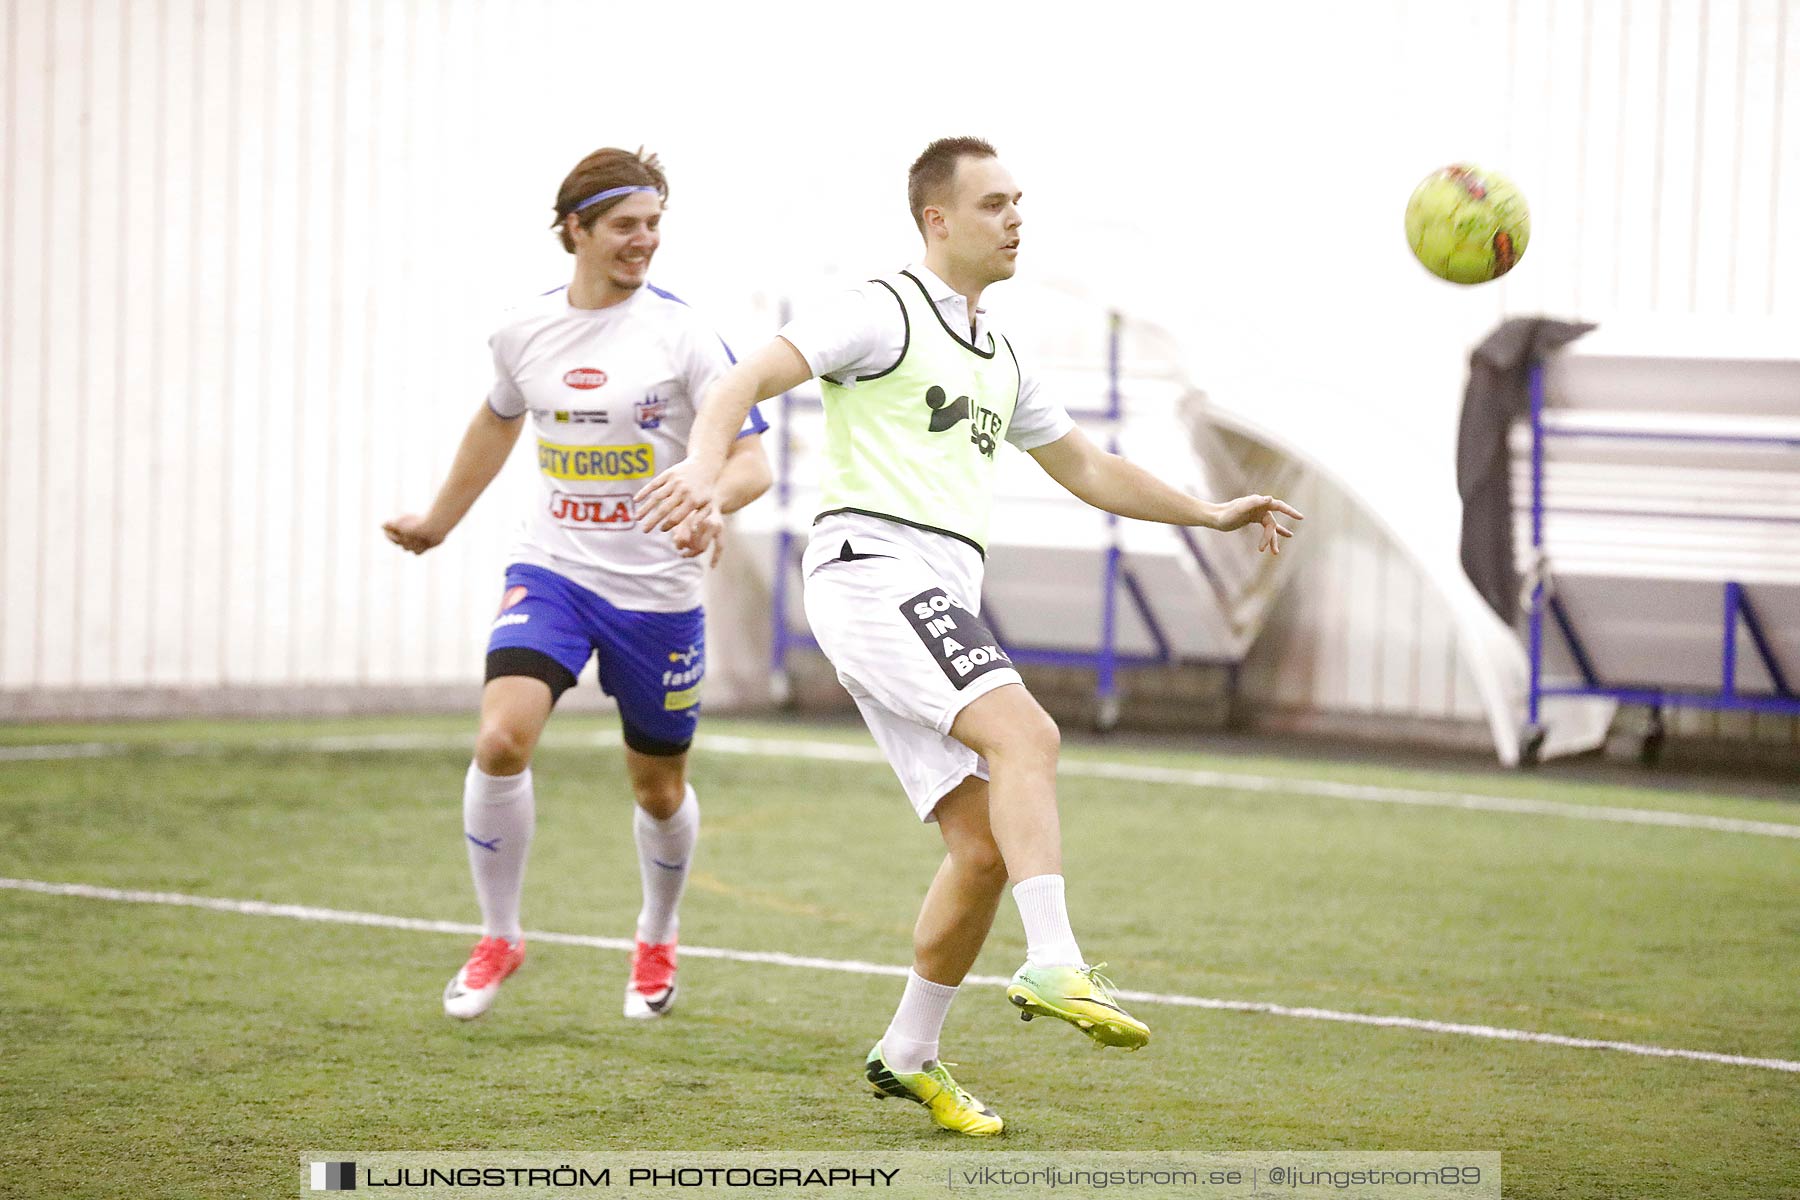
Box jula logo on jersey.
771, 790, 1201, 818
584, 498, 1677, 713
924, 385, 1001, 459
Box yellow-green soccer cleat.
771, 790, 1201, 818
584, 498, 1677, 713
1005, 962, 1150, 1049
864, 1044, 1004, 1137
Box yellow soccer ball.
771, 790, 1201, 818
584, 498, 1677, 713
1404, 164, 1530, 284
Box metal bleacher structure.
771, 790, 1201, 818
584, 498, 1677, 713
1512, 328, 1800, 765
730, 284, 1306, 729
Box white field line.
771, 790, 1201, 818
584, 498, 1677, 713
4, 875, 1796, 1076
3, 729, 1797, 839
0, 733, 474, 761
1052, 758, 1800, 839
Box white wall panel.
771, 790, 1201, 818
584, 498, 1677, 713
1574, 0, 1622, 314
37, 0, 85, 689
1733, 0, 1780, 311
2, 0, 1794, 737
1693, 0, 1742, 314
1, 0, 38, 688
78, 0, 117, 687
110, 0, 150, 686
1777, 1, 1800, 313
1657, 0, 1706, 311
149, 0, 182, 684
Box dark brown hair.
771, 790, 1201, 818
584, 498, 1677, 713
550, 147, 668, 253
906, 137, 998, 235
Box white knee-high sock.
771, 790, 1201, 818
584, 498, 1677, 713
634, 784, 699, 945
463, 763, 535, 943
1012, 874, 1084, 968
881, 970, 959, 1073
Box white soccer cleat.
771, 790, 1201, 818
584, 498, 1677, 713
623, 939, 677, 1019
443, 936, 526, 1019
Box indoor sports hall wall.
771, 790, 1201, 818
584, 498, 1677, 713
2, 0, 1795, 739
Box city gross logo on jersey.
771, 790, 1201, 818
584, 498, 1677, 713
536, 440, 654, 481
548, 491, 637, 530
636, 394, 667, 429
924, 385, 1002, 459
563, 367, 608, 390
901, 588, 1012, 690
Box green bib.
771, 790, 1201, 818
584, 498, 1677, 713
816, 270, 1021, 554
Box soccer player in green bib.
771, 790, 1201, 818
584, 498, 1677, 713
638, 137, 1301, 1136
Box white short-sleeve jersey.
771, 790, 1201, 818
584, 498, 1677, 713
778, 264, 1075, 598
486, 283, 767, 612
778, 264, 1075, 452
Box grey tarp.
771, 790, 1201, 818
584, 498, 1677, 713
1457, 317, 1596, 620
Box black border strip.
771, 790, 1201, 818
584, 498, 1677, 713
855, 278, 910, 381
900, 269, 995, 359
813, 507, 986, 559
999, 333, 1023, 406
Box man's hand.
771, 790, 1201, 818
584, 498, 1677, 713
671, 505, 726, 567
1211, 494, 1304, 554
382, 514, 449, 555
635, 452, 724, 534
636, 338, 801, 533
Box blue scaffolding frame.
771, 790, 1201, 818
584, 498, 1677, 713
1520, 362, 1800, 761
768, 311, 1238, 727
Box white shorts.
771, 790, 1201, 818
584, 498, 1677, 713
802, 533, 1023, 820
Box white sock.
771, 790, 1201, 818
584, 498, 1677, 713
634, 784, 699, 945
1012, 874, 1084, 968
463, 763, 535, 943
881, 970, 959, 1073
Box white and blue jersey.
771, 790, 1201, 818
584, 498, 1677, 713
483, 283, 766, 745
486, 283, 768, 613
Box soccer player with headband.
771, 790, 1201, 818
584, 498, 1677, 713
385, 147, 771, 1024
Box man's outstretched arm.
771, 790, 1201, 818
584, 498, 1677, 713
637, 337, 812, 532
383, 403, 525, 554
1028, 426, 1303, 554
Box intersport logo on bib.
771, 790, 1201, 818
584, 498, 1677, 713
924, 385, 1001, 460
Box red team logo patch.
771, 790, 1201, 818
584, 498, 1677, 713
562, 368, 608, 390
498, 586, 528, 614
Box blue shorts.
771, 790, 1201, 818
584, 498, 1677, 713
485, 563, 705, 755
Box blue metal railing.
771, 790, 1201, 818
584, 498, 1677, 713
1522, 362, 1800, 753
